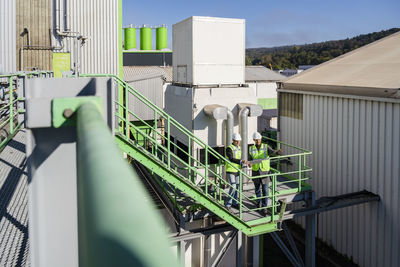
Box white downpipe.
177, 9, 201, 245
225, 110, 233, 147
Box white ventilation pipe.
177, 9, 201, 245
203, 104, 233, 148
225, 110, 233, 147
239, 107, 250, 161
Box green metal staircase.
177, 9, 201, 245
81, 74, 312, 236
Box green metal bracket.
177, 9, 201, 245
52, 96, 102, 128
115, 134, 279, 236
277, 198, 287, 230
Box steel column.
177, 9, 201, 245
237, 231, 243, 267
252, 236, 260, 267
305, 191, 316, 267
244, 235, 254, 266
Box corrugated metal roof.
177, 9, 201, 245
282, 32, 400, 98
123, 65, 287, 84
245, 66, 287, 82
123, 66, 173, 83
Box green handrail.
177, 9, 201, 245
0, 71, 53, 150
79, 73, 312, 230
76, 101, 177, 267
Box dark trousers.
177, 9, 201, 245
252, 170, 270, 207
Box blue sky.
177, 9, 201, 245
122, 0, 399, 48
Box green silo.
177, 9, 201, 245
156, 25, 167, 50
124, 27, 136, 50
140, 25, 152, 50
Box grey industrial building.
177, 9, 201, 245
278, 31, 400, 267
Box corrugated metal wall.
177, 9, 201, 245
127, 76, 164, 121
0, 0, 16, 73
16, 0, 52, 71
62, 0, 119, 74
15, 0, 119, 74
279, 92, 400, 267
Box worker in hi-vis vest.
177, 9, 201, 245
225, 133, 248, 209
248, 132, 282, 210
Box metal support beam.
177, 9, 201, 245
204, 234, 212, 267
203, 217, 212, 267
252, 236, 260, 267
283, 190, 380, 220
170, 224, 234, 242
237, 231, 243, 267
211, 230, 238, 267
178, 241, 186, 267
25, 77, 113, 267
282, 222, 304, 267
270, 232, 302, 267
305, 191, 316, 267
244, 235, 253, 267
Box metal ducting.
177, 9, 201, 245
238, 103, 263, 181
226, 109, 233, 147
204, 104, 228, 120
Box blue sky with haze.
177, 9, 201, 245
123, 0, 399, 48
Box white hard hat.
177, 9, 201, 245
232, 133, 242, 141
253, 132, 262, 140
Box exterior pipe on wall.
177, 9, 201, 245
226, 110, 233, 147
239, 107, 249, 161
204, 104, 228, 121
203, 104, 233, 148
238, 104, 262, 183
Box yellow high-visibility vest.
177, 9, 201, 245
250, 144, 270, 172
225, 144, 241, 173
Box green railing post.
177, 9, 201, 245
298, 156, 302, 192
272, 174, 276, 221
76, 101, 177, 267
124, 85, 129, 139
277, 141, 281, 172
205, 146, 208, 196
154, 110, 158, 158
8, 77, 13, 133
188, 136, 191, 182
167, 118, 171, 168
239, 171, 243, 219
218, 159, 222, 202
118, 82, 124, 133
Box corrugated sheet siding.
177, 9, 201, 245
0, 0, 16, 73
16, 0, 52, 71
123, 66, 173, 83
279, 92, 303, 120
127, 77, 164, 121
67, 0, 119, 74
279, 92, 400, 267
15, 0, 119, 73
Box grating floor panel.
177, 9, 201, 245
0, 130, 29, 267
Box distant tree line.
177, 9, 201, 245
246, 28, 400, 69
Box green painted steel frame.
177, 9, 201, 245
0, 71, 53, 150
79, 73, 313, 236
115, 134, 278, 236
76, 101, 177, 266
52, 96, 102, 128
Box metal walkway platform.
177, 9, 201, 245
0, 130, 29, 267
